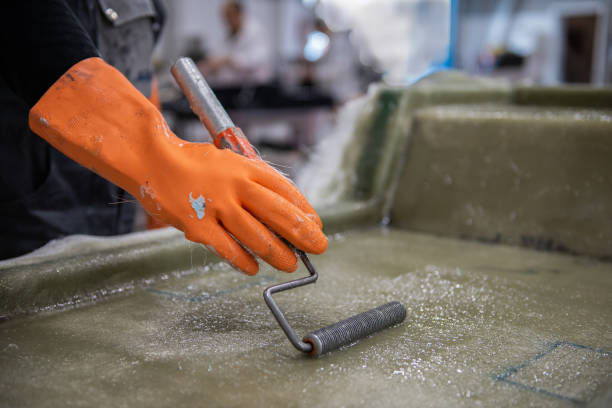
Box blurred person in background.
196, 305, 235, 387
182, 36, 208, 66
199, 0, 274, 88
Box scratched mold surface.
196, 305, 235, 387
1, 228, 610, 407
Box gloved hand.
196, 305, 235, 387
29, 57, 327, 275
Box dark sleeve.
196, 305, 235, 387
0, 0, 100, 107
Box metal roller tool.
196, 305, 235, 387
171, 57, 406, 356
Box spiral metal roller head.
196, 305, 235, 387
303, 301, 406, 356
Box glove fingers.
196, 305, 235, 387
248, 161, 323, 229
220, 208, 298, 273
241, 184, 327, 255
185, 224, 259, 276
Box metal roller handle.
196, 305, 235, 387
171, 57, 259, 158
171, 57, 234, 136
170, 57, 406, 356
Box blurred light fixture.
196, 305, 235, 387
302, 0, 319, 8
304, 31, 330, 62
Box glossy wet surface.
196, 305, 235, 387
1, 228, 610, 407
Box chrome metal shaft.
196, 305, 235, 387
171, 57, 234, 136
263, 250, 317, 353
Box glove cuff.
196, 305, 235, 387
29, 57, 180, 197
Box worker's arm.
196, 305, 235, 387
2, 2, 327, 275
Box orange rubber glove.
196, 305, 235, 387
145, 76, 169, 230
29, 57, 326, 275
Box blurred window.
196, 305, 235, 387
316, 0, 452, 83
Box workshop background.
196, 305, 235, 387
151, 0, 612, 187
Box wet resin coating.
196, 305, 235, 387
1, 228, 610, 407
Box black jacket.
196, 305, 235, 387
0, 0, 164, 259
